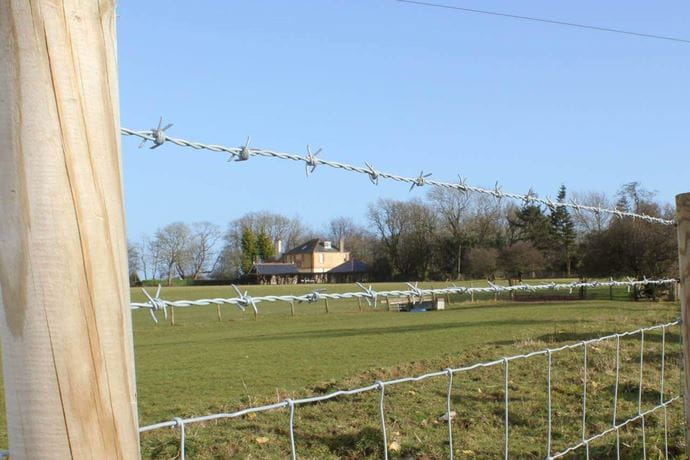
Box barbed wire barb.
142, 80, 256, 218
409, 170, 432, 191
138, 117, 172, 149
141, 284, 166, 323
305, 145, 322, 177
364, 162, 380, 185
234, 137, 251, 162
231, 284, 256, 313
356, 282, 378, 308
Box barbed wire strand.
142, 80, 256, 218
121, 126, 675, 226
131, 278, 677, 322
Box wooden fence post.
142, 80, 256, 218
290, 301, 295, 317
217, 303, 222, 321
668, 280, 676, 302
676, 192, 690, 456
324, 298, 330, 313
170, 306, 176, 326
0, 1, 140, 457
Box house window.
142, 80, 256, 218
319, 253, 324, 264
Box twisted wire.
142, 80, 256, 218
121, 127, 674, 225
131, 278, 677, 319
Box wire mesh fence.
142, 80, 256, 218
136, 320, 682, 459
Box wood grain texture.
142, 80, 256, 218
0, 0, 139, 457
676, 192, 690, 457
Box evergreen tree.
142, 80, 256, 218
549, 185, 576, 276
508, 204, 552, 250
240, 227, 257, 274
256, 230, 275, 262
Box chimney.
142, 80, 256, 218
339, 237, 345, 252
276, 239, 283, 258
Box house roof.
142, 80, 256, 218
284, 238, 341, 255
328, 259, 369, 274
251, 263, 299, 275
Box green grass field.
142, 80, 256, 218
0, 280, 685, 458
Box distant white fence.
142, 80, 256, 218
131, 278, 677, 323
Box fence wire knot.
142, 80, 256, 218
234, 137, 251, 162
356, 282, 378, 308
364, 162, 380, 185
570, 199, 583, 212
492, 181, 504, 199
487, 281, 502, 292
140, 117, 172, 149
406, 282, 425, 302
141, 284, 167, 323
457, 175, 469, 194
523, 188, 537, 205
231, 285, 257, 313
409, 171, 432, 191
305, 145, 322, 176
545, 197, 557, 211
302, 289, 326, 303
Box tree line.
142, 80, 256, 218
129, 182, 677, 285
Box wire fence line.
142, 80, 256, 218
120, 124, 675, 226
132, 319, 680, 460
130, 278, 677, 323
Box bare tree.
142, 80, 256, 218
368, 198, 436, 279
324, 217, 375, 262
427, 188, 470, 278
189, 222, 221, 279
328, 217, 356, 244
146, 235, 164, 280
136, 235, 150, 280
571, 190, 612, 234
153, 222, 192, 286
127, 241, 141, 286
427, 189, 505, 278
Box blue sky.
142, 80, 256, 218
117, 1, 690, 241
